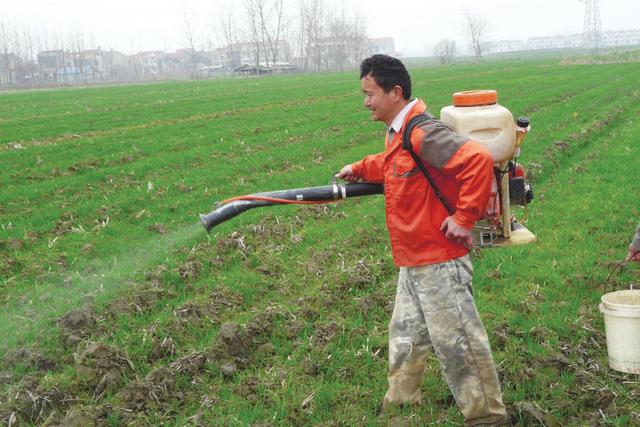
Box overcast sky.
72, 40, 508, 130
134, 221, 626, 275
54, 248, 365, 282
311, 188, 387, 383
2, 0, 637, 56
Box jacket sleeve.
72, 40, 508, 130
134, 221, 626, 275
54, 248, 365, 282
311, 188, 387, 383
351, 152, 385, 183
440, 141, 493, 229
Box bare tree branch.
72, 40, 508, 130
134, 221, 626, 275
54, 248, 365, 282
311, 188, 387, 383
245, 0, 263, 68
183, 3, 200, 77
217, 3, 241, 71
464, 12, 488, 61
433, 38, 457, 64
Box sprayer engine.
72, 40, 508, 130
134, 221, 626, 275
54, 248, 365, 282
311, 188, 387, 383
508, 162, 534, 207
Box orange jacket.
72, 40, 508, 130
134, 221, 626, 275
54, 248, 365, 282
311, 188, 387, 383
351, 100, 493, 266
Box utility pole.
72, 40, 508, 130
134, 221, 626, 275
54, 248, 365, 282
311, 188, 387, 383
581, 0, 602, 52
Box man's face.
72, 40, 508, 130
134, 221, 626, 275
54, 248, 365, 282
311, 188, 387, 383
361, 74, 400, 126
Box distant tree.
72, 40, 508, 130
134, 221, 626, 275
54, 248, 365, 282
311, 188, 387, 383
245, 0, 264, 68
464, 12, 488, 61
347, 11, 367, 69
433, 38, 457, 64
326, 11, 349, 70
291, 0, 308, 68
217, 4, 241, 71
183, 6, 200, 78
299, 0, 325, 71
257, 0, 285, 66
71, 30, 86, 82
22, 26, 39, 83
326, 10, 367, 71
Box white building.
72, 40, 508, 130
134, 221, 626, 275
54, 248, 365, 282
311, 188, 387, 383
366, 37, 396, 56
218, 40, 291, 70
488, 29, 640, 54
489, 40, 525, 54
601, 29, 640, 47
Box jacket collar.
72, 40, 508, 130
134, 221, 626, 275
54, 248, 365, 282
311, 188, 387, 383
385, 99, 427, 156
389, 99, 419, 135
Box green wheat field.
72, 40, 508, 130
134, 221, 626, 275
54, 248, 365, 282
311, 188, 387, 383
1, 56, 640, 425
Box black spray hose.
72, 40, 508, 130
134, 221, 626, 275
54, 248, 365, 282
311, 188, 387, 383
199, 182, 383, 232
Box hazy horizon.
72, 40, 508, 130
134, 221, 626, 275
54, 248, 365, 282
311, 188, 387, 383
2, 0, 637, 56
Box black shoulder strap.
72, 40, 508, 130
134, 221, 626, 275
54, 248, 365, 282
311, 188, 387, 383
402, 113, 455, 215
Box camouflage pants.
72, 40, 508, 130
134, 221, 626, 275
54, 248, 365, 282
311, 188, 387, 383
384, 255, 508, 426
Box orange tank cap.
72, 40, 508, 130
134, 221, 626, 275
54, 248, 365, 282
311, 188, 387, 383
452, 90, 498, 107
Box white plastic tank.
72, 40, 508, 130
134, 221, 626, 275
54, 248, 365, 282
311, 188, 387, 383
440, 90, 516, 163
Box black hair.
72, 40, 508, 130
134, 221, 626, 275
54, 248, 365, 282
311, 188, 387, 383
359, 54, 412, 100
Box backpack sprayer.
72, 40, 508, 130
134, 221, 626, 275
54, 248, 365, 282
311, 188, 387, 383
439, 90, 535, 247
200, 90, 535, 248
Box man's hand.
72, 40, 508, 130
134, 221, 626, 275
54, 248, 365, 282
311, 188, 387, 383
626, 245, 640, 263
440, 216, 473, 248
335, 164, 360, 183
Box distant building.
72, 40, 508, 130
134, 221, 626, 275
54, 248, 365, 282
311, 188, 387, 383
81, 49, 132, 81
601, 29, 640, 47
101, 50, 130, 80
133, 51, 165, 77
38, 50, 80, 83
488, 29, 640, 54
163, 49, 191, 75
366, 37, 395, 56
4, 34, 401, 88
221, 40, 291, 71
527, 34, 582, 51
302, 36, 392, 71
488, 39, 525, 54
234, 62, 297, 76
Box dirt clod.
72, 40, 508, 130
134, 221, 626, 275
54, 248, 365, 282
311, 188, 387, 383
0, 372, 13, 385
148, 223, 168, 234
220, 363, 237, 377
169, 351, 208, 376
56, 309, 95, 347
301, 357, 320, 376
312, 321, 340, 346
513, 401, 560, 426
4, 348, 56, 371
174, 302, 216, 327
119, 352, 208, 413
219, 322, 247, 356
58, 410, 97, 427
356, 291, 387, 318
211, 309, 280, 369
236, 376, 260, 401
148, 337, 176, 361
258, 342, 276, 356
210, 286, 244, 309
3, 379, 68, 424
177, 259, 202, 282
107, 286, 174, 317
75, 342, 134, 399
492, 322, 510, 350
119, 366, 176, 411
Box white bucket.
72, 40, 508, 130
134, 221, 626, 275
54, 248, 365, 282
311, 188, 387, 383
599, 289, 640, 374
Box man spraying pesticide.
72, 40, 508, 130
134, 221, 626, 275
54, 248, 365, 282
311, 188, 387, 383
199, 55, 534, 425
336, 55, 508, 425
